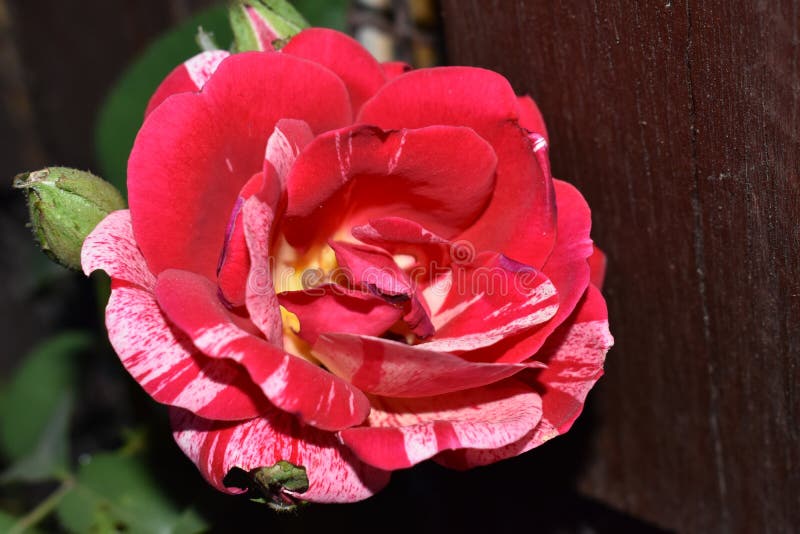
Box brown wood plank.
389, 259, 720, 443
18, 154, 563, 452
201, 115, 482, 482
441, 1, 800, 532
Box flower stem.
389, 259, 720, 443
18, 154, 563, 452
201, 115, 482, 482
9, 477, 74, 534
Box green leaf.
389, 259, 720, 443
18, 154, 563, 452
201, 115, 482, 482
94, 2, 348, 192
0, 511, 18, 531
0, 510, 44, 534
56, 453, 207, 534
1, 393, 73, 483
0, 332, 91, 465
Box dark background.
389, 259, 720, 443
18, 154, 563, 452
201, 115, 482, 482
1, 1, 798, 532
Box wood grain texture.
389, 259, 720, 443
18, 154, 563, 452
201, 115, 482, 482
442, 1, 800, 532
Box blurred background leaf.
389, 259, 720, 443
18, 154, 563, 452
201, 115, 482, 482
0, 332, 90, 481
56, 452, 207, 534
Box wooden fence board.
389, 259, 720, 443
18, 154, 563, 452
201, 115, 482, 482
441, 1, 800, 532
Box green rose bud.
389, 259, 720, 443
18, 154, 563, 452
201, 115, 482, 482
13, 167, 126, 270
228, 0, 308, 52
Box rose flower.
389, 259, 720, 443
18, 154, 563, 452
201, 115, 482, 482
82, 28, 612, 505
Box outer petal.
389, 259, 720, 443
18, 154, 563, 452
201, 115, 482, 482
107, 282, 266, 420
129, 52, 352, 279
359, 67, 556, 268
435, 285, 612, 469
338, 380, 542, 470
465, 180, 594, 363
588, 245, 607, 289
82, 211, 266, 420
283, 28, 387, 113
171, 408, 390, 502
382, 61, 412, 80
144, 50, 230, 117
155, 269, 370, 431
82, 210, 155, 290
278, 285, 403, 345
517, 95, 548, 141
313, 334, 543, 398
284, 124, 497, 246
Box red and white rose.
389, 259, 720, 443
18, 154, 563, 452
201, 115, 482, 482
82, 28, 612, 503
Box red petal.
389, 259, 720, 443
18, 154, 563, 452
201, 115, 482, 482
107, 282, 266, 420
129, 52, 352, 279
517, 95, 548, 141
278, 285, 403, 345
263, 118, 315, 187
359, 67, 556, 268
435, 285, 612, 469
382, 61, 412, 80
144, 50, 229, 117
171, 408, 390, 502
330, 241, 412, 295
329, 241, 434, 338
465, 180, 594, 363
83, 210, 265, 419
216, 173, 268, 308
155, 269, 370, 431
351, 216, 452, 269
588, 245, 607, 289
283, 28, 387, 114
338, 380, 542, 470
82, 210, 155, 290
421, 253, 559, 353
313, 334, 543, 398
242, 194, 282, 344
284, 124, 497, 246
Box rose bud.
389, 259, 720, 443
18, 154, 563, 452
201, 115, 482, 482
14, 167, 125, 270
228, 0, 308, 52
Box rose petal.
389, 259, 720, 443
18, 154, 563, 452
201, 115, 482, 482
313, 334, 543, 398
278, 285, 403, 345
351, 216, 451, 265
216, 173, 270, 308
284, 124, 497, 246
82, 210, 155, 290
129, 52, 352, 279
171, 407, 391, 502
435, 285, 612, 469
263, 118, 315, 188
381, 61, 412, 80
338, 380, 542, 470
144, 50, 230, 117
589, 245, 607, 289
421, 253, 559, 353
106, 282, 267, 420
242, 194, 282, 344
329, 241, 434, 338
155, 269, 370, 431
83, 210, 264, 419
465, 180, 594, 363
517, 95, 548, 141
283, 28, 387, 114
359, 67, 556, 269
